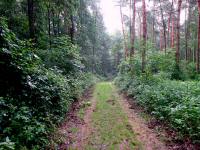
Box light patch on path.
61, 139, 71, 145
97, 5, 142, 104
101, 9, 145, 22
77, 96, 96, 148
118, 93, 168, 150
69, 96, 97, 149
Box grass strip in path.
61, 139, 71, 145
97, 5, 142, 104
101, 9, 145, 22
84, 82, 140, 150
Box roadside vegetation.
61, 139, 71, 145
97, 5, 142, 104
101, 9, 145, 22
115, 50, 200, 144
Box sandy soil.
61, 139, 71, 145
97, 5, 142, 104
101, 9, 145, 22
118, 94, 168, 150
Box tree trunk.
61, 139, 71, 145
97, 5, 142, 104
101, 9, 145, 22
70, 15, 75, 43
152, 0, 156, 45
152, 17, 155, 45
185, 0, 191, 61
138, 12, 142, 41
196, 0, 200, 72
160, 31, 163, 51
129, 0, 132, 39
47, 2, 51, 48
27, 0, 36, 42
171, 15, 174, 48
176, 0, 182, 64
52, 9, 57, 36
64, 9, 68, 34
120, 2, 128, 59
168, 0, 174, 48
92, 9, 97, 73
142, 0, 147, 72
57, 12, 60, 35
130, 0, 135, 57
159, 0, 167, 53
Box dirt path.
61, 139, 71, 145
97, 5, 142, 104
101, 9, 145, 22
118, 95, 167, 150
59, 82, 168, 150
74, 95, 96, 149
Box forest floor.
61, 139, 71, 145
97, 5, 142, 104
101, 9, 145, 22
58, 82, 169, 150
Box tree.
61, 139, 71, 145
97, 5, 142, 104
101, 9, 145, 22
159, 0, 167, 53
119, 0, 128, 59
142, 0, 147, 72
171, 12, 175, 48
167, 0, 174, 48
130, 0, 136, 57
176, 0, 182, 64
197, 0, 200, 72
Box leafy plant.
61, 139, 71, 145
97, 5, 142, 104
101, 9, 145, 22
0, 18, 97, 149
116, 63, 200, 143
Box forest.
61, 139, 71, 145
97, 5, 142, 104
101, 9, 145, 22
0, 0, 200, 149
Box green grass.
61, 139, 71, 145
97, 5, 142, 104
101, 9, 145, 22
77, 105, 86, 120
77, 100, 91, 120
70, 127, 78, 134
85, 82, 139, 149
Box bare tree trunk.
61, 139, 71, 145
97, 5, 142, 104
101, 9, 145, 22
176, 0, 182, 64
138, 12, 142, 41
129, 0, 132, 39
70, 15, 75, 43
142, 0, 147, 72
57, 12, 60, 35
160, 30, 163, 51
185, 1, 188, 61
152, 17, 155, 45
159, 0, 167, 53
47, 2, 51, 48
185, 0, 191, 62
167, 17, 170, 47
92, 9, 97, 73
168, 0, 174, 48
27, 0, 36, 42
130, 0, 135, 57
152, 0, 156, 45
194, 46, 196, 63
191, 48, 193, 62
120, 3, 128, 59
52, 9, 57, 36
171, 14, 175, 48
196, 0, 200, 72
63, 9, 68, 34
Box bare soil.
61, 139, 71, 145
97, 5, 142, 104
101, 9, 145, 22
72, 94, 96, 149
58, 88, 94, 150
118, 94, 168, 150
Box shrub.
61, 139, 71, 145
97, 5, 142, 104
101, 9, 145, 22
116, 73, 200, 142
0, 18, 97, 149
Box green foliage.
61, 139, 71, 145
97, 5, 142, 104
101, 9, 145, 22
0, 137, 15, 150
116, 71, 200, 143
38, 36, 83, 74
147, 49, 175, 74
76, 0, 113, 76
0, 18, 96, 149
123, 47, 197, 81
116, 43, 200, 143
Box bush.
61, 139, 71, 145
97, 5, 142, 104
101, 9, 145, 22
0, 18, 97, 149
37, 36, 83, 75
116, 73, 200, 142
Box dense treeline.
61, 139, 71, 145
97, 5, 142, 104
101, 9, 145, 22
115, 0, 200, 145
0, 0, 113, 75
0, 0, 113, 149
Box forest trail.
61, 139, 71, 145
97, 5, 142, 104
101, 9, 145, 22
60, 82, 168, 150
